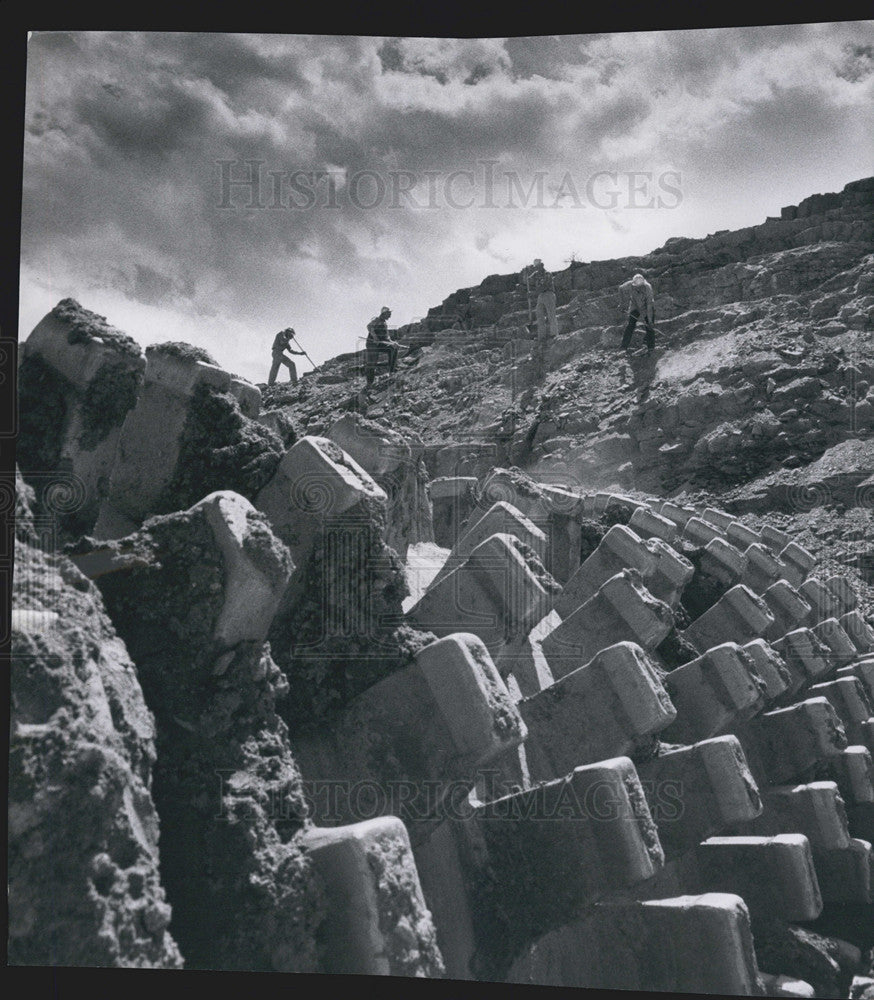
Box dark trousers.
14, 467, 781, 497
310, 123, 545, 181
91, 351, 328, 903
621, 308, 656, 350
365, 341, 398, 384
268, 353, 298, 385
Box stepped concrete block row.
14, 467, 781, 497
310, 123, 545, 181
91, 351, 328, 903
294, 634, 526, 829
683, 515, 728, 548
812, 617, 859, 670
408, 532, 551, 655
518, 641, 676, 780
300, 817, 444, 976
659, 501, 697, 529
541, 569, 673, 679
760, 524, 792, 554
700, 507, 738, 532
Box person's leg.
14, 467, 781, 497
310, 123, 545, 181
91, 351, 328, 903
284, 358, 298, 385
644, 318, 656, 351
365, 346, 377, 386
544, 291, 557, 338
387, 342, 399, 373
268, 355, 281, 385
621, 309, 639, 349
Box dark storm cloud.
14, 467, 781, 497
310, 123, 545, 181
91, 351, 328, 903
19, 24, 874, 377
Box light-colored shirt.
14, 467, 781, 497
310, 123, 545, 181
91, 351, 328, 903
620, 279, 654, 315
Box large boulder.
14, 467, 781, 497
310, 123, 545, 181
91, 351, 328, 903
9, 468, 182, 967
17, 299, 146, 533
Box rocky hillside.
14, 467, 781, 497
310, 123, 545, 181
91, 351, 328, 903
9, 176, 874, 996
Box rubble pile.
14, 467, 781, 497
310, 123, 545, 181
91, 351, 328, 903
10, 174, 874, 996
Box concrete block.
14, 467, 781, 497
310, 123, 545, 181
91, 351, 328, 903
96, 349, 257, 536
683, 584, 775, 653
408, 533, 551, 655
661, 642, 767, 743
812, 617, 858, 670
642, 538, 695, 608
741, 543, 786, 594
588, 491, 645, 519
734, 782, 851, 849
696, 834, 822, 922
825, 574, 859, 616
22, 305, 146, 532
301, 817, 444, 976
700, 537, 748, 588
629, 506, 679, 544
427, 501, 547, 594
778, 542, 817, 589
520, 894, 762, 995
742, 639, 793, 704
420, 756, 664, 980
701, 507, 738, 532
255, 436, 386, 563
542, 570, 673, 680
846, 660, 874, 702
636, 736, 762, 859
428, 477, 478, 548
763, 581, 814, 641
809, 678, 874, 746
772, 628, 833, 694
741, 698, 848, 785
553, 524, 656, 619
840, 611, 874, 655
296, 633, 526, 828
760, 974, 816, 997
823, 746, 874, 806
519, 642, 676, 779
683, 516, 727, 548
726, 521, 763, 550
659, 501, 698, 529
799, 578, 836, 625
325, 413, 410, 475
761, 524, 792, 554
810, 838, 872, 904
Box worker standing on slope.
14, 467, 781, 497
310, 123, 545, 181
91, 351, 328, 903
522, 258, 558, 344
268, 327, 306, 385
619, 273, 657, 354
364, 306, 400, 387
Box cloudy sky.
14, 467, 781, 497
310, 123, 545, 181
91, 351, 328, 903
19, 24, 874, 384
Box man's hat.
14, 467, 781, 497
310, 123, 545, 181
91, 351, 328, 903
381, 306, 391, 314
632, 273, 646, 285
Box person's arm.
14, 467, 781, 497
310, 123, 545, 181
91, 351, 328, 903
646, 285, 655, 323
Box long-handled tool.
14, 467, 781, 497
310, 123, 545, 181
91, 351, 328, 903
289, 330, 316, 369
